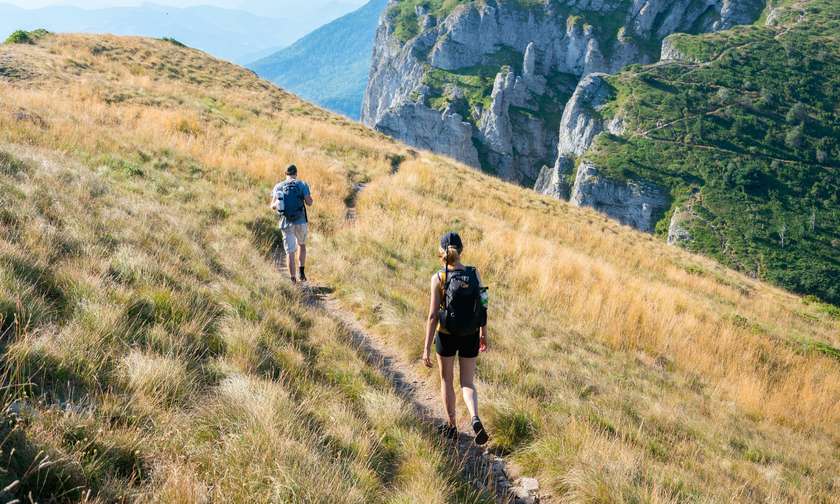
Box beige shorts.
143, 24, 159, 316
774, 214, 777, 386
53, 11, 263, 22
282, 223, 308, 254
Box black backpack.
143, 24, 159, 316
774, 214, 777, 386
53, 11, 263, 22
439, 267, 485, 337
278, 180, 306, 222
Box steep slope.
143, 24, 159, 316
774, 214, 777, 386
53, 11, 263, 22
1, 31, 839, 502
249, 0, 388, 118
550, 0, 839, 303
0, 3, 297, 63
0, 34, 485, 503
362, 0, 764, 185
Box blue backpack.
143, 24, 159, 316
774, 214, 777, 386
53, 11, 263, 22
276, 181, 306, 222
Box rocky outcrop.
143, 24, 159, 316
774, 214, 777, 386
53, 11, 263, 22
364, 0, 763, 188
361, 12, 432, 126
536, 72, 624, 200
660, 36, 690, 62
571, 162, 669, 233
363, 0, 763, 231
556, 73, 614, 157
716, 0, 768, 30
376, 102, 480, 166
667, 204, 697, 245
475, 53, 558, 184
535, 155, 575, 200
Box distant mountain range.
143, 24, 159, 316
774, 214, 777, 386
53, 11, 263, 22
0, 2, 299, 63
248, 0, 387, 119
231, 0, 366, 22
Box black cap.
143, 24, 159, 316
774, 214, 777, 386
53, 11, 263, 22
440, 232, 463, 251
286, 164, 298, 176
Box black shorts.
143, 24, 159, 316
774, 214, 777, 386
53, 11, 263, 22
435, 331, 480, 358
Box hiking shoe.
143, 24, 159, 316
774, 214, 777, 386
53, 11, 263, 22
437, 423, 458, 441
299, 268, 307, 283
290, 277, 298, 284
472, 416, 489, 446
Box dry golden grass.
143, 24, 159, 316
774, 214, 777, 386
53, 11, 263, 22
0, 33, 838, 502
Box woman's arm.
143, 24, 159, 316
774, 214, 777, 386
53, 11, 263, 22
423, 273, 441, 367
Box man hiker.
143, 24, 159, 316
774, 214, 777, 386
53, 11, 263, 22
270, 164, 314, 283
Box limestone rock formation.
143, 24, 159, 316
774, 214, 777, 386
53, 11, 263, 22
556, 73, 613, 158
534, 156, 574, 200
571, 162, 669, 233
376, 102, 480, 166
667, 205, 695, 245
363, 0, 763, 231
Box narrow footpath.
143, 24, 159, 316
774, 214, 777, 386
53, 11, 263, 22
300, 285, 543, 504
272, 166, 545, 503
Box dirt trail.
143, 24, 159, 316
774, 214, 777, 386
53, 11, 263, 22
272, 164, 545, 502
299, 285, 543, 504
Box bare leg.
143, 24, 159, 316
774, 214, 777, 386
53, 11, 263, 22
437, 355, 457, 426
287, 250, 297, 279
459, 357, 479, 419
299, 244, 307, 269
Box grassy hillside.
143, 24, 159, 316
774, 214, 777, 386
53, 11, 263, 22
1, 30, 839, 503
585, 0, 839, 304
0, 34, 484, 503
249, 0, 388, 119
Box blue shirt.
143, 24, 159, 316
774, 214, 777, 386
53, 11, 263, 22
272, 178, 311, 227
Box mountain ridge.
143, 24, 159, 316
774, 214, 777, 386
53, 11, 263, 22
249, 0, 388, 118
362, 0, 764, 185
361, 0, 839, 304
549, 0, 840, 303
1, 29, 838, 502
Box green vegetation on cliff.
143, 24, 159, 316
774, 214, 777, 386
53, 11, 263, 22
2, 30, 840, 503
586, 0, 839, 303
386, 0, 663, 67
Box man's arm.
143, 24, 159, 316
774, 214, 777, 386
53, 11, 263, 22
269, 187, 278, 210
303, 182, 313, 206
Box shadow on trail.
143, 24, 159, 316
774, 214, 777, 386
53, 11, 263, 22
297, 282, 541, 504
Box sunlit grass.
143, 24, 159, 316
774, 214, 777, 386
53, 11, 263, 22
0, 32, 837, 502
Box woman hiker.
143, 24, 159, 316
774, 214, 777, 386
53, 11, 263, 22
422, 232, 490, 445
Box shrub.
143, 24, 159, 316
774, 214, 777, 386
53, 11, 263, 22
4, 29, 49, 45
5, 30, 31, 44
161, 37, 186, 48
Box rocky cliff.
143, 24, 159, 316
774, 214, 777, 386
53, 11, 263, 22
556, 0, 840, 303
363, 0, 764, 189
570, 161, 668, 233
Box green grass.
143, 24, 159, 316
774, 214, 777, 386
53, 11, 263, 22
3, 30, 840, 503
584, 0, 840, 304
0, 151, 29, 175
0, 143, 490, 502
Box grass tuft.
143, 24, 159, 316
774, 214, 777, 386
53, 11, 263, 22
0, 27, 836, 502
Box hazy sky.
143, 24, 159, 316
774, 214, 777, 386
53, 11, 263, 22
1, 0, 369, 17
